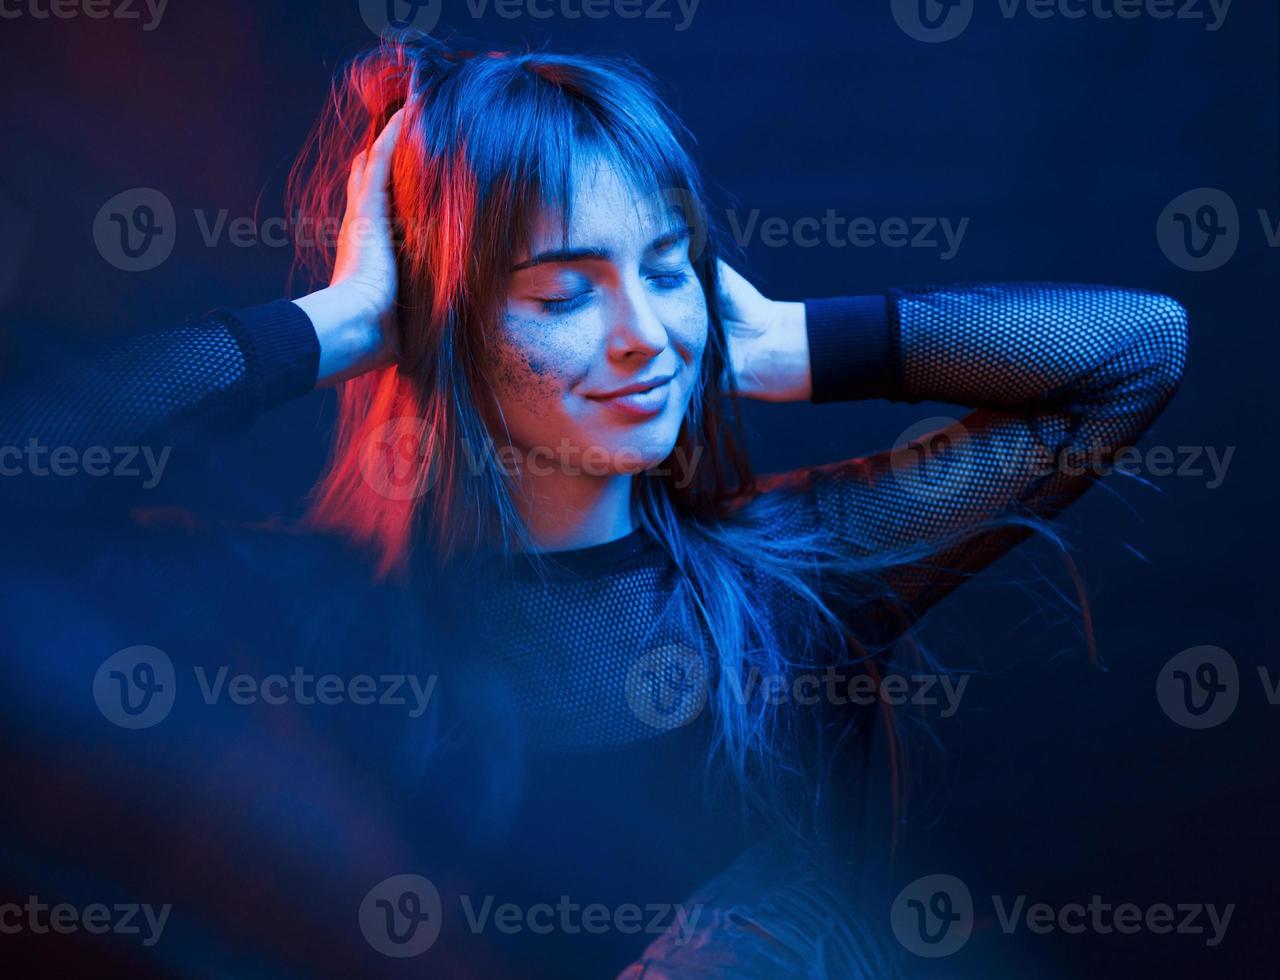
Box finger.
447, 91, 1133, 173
717, 258, 749, 291
361, 107, 407, 201
372, 105, 407, 155
346, 149, 368, 205
716, 258, 746, 310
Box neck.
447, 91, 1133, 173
510, 464, 635, 553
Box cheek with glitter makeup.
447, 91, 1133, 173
489, 312, 588, 420
664, 290, 710, 380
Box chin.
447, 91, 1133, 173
585, 434, 668, 475
609, 416, 685, 468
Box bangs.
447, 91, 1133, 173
439, 52, 707, 260
536, 100, 700, 250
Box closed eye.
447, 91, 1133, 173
537, 290, 594, 315
648, 270, 690, 290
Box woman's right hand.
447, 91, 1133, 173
294, 105, 408, 387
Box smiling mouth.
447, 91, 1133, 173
584, 376, 674, 400
583, 377, 672, 417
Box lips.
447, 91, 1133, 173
584, 375, 674, 400
584, 376, 673, 419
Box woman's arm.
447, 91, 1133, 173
730, 272, 1189, 626
0, 109, 407, 518
0, 301, 317, 515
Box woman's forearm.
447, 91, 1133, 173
293, 284, 394, 388
0, 300, 320, 516
752, 283, 1188, 623
891, 284, 1186, 422
801, 283, 1187, 435
728, 299, 811, 402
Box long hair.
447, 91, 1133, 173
285, 32, 1070, 839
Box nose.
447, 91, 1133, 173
604, 273, 669, 365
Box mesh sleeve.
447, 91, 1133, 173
760, 283, 1188, 627
0, 299, 320, 517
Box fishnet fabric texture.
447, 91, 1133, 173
0, 284, 1187, 754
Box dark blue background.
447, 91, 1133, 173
1, 0, 1275, 976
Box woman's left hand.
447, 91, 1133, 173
295, 105, 409, 388
717, 260, 811, 402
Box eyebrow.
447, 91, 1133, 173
509, 225, 691, 273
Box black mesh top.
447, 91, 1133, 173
0, 282, 1188, 976
409, 284, 1188, 754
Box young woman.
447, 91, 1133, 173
2, 32, 1187, 978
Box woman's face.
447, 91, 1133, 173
483, 160, 708, 479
